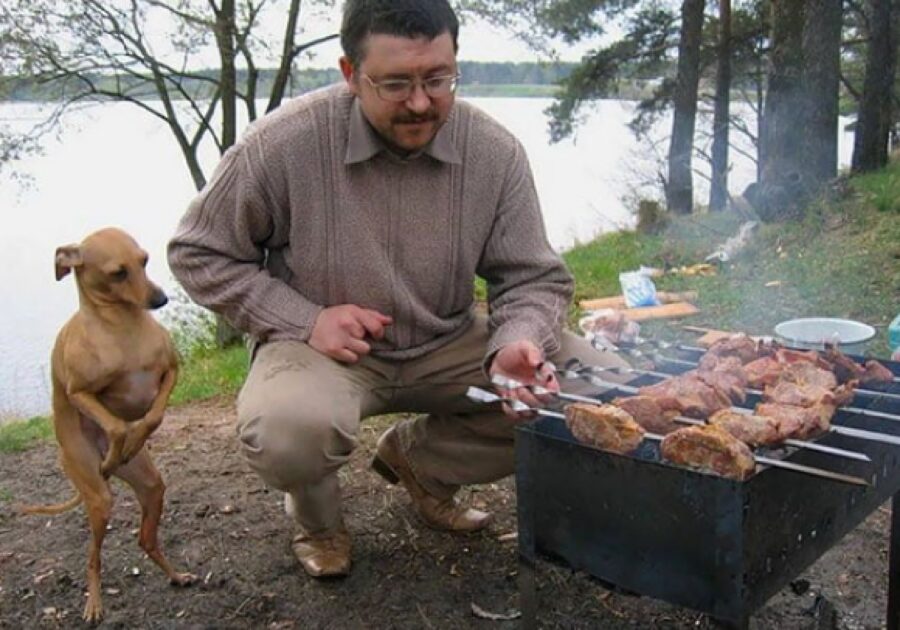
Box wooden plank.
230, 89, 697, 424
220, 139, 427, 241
620, 301, 700, 322
579, 291, 698, 311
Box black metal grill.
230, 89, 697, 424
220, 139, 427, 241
515, 353, 900, 629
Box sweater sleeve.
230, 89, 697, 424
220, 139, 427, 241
167, 135, 322, 342
476, 139, 574, 368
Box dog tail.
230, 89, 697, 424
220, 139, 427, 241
18, 493, 83, 516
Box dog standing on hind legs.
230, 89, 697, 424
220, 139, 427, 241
20, 227, 195, 622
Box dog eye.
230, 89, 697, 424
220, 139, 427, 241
110, 268, 128, 282
140, 255, 149, 268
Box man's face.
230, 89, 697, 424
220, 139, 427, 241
341, 32, 457, 154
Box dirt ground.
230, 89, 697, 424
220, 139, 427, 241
0, 397, 893, 629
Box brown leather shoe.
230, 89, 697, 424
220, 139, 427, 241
290, 525, 351, 578
372, 426, 492, 532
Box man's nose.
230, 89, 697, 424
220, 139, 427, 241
405, 82, 431, 113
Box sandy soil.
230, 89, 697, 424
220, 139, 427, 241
0, 397, 892, 629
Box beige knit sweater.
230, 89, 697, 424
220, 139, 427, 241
168, 83, 573, 363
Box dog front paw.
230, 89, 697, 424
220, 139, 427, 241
170, 572, 198, 587
82, 594, 104, 623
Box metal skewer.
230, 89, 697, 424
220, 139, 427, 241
565, 372, 900, 448
491, 374, 870, 463
649, 353, 900, 404
466, 387, 869, 487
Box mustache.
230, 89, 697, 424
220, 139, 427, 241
392, 112, 438, 124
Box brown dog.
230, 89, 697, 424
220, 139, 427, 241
21, 227, 195, 622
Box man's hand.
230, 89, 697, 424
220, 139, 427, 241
309, 304, 393, 363
488, 340, 559, 420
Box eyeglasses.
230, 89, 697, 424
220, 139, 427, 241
361, 73, 461, 102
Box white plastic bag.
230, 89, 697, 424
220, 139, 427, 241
618, 269, 661, 308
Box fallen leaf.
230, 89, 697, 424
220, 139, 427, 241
471, 602, 521, 621
764, 280, 782, 287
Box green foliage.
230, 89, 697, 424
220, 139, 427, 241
171, 345, 249, 405
0, 416, 53, 453
162, 290, 250, 405
851, 160, 900, 213
563, 230, 662, 311
565, 163, 900, 357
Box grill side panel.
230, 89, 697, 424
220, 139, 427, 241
516, 418, 747, 622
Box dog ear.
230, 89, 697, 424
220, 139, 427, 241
55, 245, 83, 280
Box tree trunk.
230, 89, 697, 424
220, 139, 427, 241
758, 0, 807, 221
802, 0, 842, 185
709, 0, 732, 212
666, 0, 705, 215
215, 0, 237, 152
851, 0, 898, 173
213, 0, 242, 347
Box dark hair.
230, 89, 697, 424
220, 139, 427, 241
340, 0, 459, 67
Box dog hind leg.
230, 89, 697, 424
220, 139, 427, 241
114, 449, 197, 586
59, 444, 113, 623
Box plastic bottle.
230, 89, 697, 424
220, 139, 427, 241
890, 313, 900, 354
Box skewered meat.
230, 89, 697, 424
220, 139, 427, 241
613, 396, 680, 434
693, 366, 747, 403
755, 402, 834, 439
774, 348, 832, 370
705, 334, 764, 364
708, 409, 781, 447
763, 381, 855, 407
780, 361, 838, 390
565, 403, 645, 454
660, 424, 756, 480
639, 374, 732, 418
822, 346, 894, 385
744, 356, 783, 389
743, 355, 839, 391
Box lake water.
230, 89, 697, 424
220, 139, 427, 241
0, 97, 856, 417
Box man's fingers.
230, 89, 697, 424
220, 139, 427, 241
359, 309, 392, 339
333, 348, 360, 363
345, 337, 371, 356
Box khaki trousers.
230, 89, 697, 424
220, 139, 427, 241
236, 315, 629, 533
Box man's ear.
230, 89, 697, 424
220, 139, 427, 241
339, 56, 358, 94
55, 244, 83, 280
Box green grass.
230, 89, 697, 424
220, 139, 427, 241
850, 159, 900, 214
565, 169, 900, 357
170, 344, 249, 405
0, 416, 53, 453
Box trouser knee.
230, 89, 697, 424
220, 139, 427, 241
236, 404, 355, 492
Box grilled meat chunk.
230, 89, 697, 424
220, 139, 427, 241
565, 403, 645, 454
763, 381, 855, 407
781, 361, 838, 390
639, 374, 732, 418
705, 334, 763, 364
862, 360, 894, 384
613, 396, 680, 435
755, 402, 835, 439
821, 346, 893, 385
660, 424, 756, 480
694, 367, 747, 404
708, 409, 781, 447
744, 356, 783, 389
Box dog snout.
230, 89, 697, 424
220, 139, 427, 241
148, 288, 168, 310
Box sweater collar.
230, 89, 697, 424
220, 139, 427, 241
345, 98, 462, 165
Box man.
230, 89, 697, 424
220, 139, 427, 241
168, 0, 627, 578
